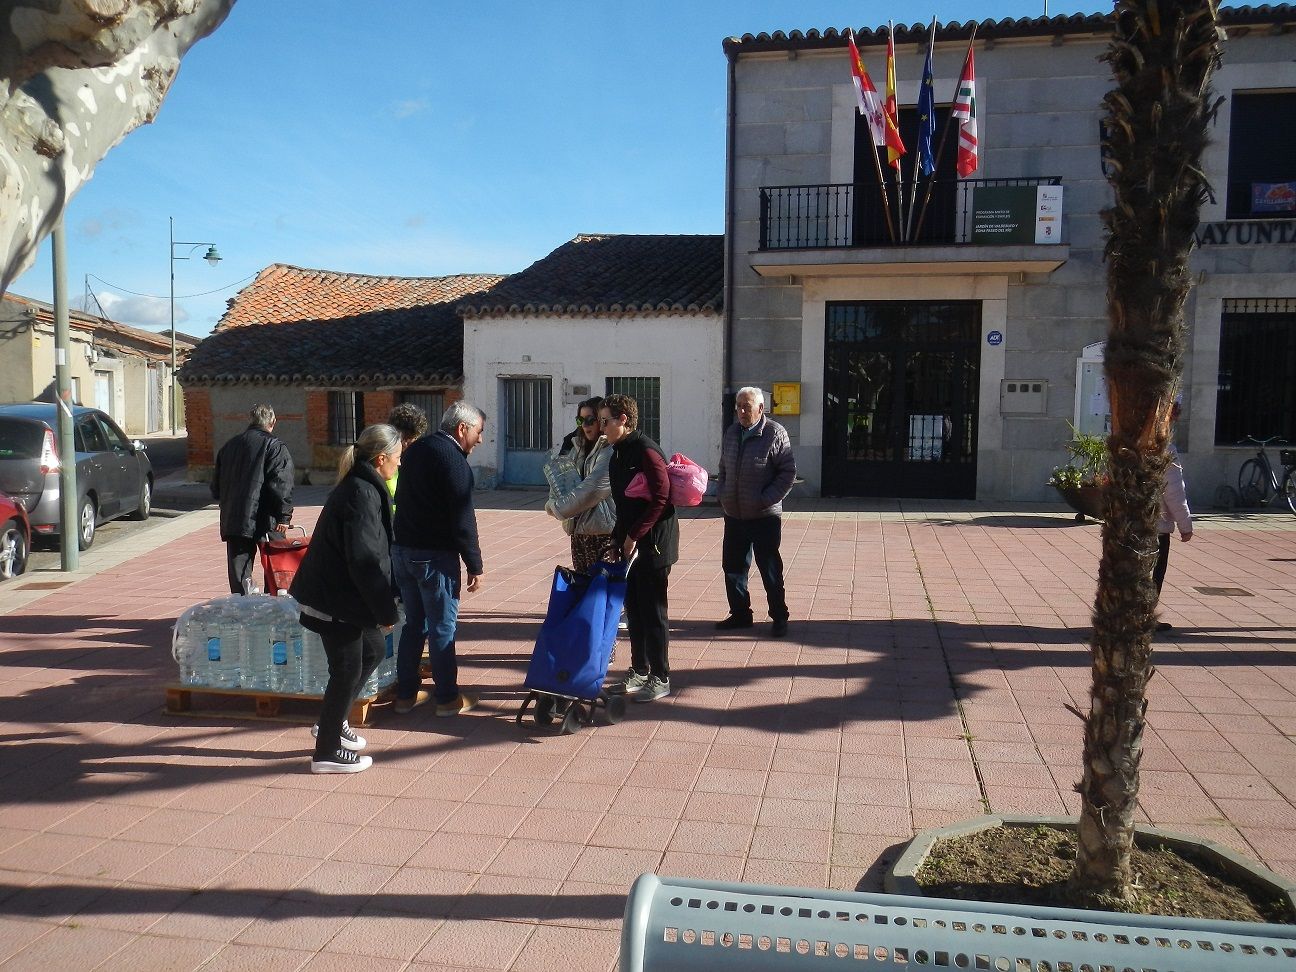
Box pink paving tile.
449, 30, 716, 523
260, 817, 360, 859
908, 781, 984, 813
0, 831, 104, 872
1, 924, 137, 971
588, 812, 676, 851
1212, 798, 1296, 829
43, 802, 154, 838
668, 820, 754, 857
692, 766, 767, 797
483, 837, 584, 880
757, 798, 835, 831
907, 758, 980, 785
511, 923, 620, 972
400, 771, 487, 802
608, 787, 689, 820
536, 781, 620, 812
305, 953, 407, 971
658, 849, 746, 882
377, 867, 478, 915
373, 794, 459, 832
984, 785, 1068, 815
297, 789, 388, 826
407, 832, 506, 873
287, 858, 398, 900
569, 844, 663, 888
764, 770, 838, 802
200, 942, 319, 972
414, 917, 535, 970
540, 878, 629, 931
209, 850, 323, 895
234, 896, 360, 951
440, 801, 530, 838
56, 837, 171, 882
467, 776, 552, 807
320, 906, 443, 961
514, 806, 605, 844
93, 933, 222, 971
834, 802, 913, 838
145, 889, 277, 943
749, 825, 831, 864
742, 858, 831, 889
0, 917, 52, 963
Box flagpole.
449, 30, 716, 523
905, 17, 938, 242
887, 21, 905, 240
849, 30, 898, 243
914, 25, 978, 241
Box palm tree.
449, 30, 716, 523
1071, 0, 1223, 903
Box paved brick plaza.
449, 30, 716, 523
1, 492, 1294, 970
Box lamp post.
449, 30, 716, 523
169, 216, 221, 434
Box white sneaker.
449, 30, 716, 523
634, 675, 670, 703
310, 748, 373, 774
606, 668, 649, 696
311, 721, 366, 752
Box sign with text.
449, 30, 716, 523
970, 185, 1064, 245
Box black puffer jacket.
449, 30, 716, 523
211, 426, 295, 541
289, 460, 398, 629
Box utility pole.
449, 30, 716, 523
51, 221, 79, 570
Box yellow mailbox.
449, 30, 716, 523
771, 382, 801, 416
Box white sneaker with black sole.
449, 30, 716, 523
311, 721, 366, 752
311, 748, 373, 774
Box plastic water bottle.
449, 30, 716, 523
203, 597, 243, 688
300, 623, 330, 695
172, 603, 208, 685
361, 607, 403, 697
236, 596, 276, 691
267, 598, 301, 693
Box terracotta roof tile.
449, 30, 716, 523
180, 264, 503, 385
458, 234, 723, 319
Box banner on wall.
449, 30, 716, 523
970, 185, 1064, 244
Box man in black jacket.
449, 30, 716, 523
391, 401, 486, 716
211, 404, 295, 594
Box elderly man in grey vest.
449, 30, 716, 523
714, 386, 796, 637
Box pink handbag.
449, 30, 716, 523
624, 453, 708, 507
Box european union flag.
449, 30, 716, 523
917, 42, 936, 176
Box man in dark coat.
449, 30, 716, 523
714, 386, 796, 637
211, 404, 295, 594
391, 400, 486, 717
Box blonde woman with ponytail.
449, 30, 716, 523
290, 424, 403, 774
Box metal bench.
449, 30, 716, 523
620, 874, 1296, 971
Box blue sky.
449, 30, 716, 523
12, 1, 1095, 336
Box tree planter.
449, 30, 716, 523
1053, 482, 1106, 521
886, 814, 1296, 918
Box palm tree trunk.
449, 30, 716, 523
1072, 0, 1222, 902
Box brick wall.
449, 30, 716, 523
186, 389, 214, 466
365, 391, 395, 427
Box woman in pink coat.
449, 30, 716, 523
1154, 401, 1193, 633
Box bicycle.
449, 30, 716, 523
1236, 434, 1296, 513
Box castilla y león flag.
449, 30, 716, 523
847, 32, 886, 147
951, 46, 978, 177
884, 26, 906, 169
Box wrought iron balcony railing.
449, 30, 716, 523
759, 176, 1063, 250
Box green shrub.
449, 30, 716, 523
1048, 425, 1109, 489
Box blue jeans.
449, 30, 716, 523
392, 546, 461, 704
722, 514, 788, 621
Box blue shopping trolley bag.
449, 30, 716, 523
524, 559, 629, 701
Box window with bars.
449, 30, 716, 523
1215, 300, 1296, 444
503, 378, 552, 451
397, 390, 445, 428
605, 376, 661, 444
327, 391, 365, 445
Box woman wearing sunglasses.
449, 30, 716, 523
545, 396, 616, 573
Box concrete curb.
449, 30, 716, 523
885, 814, 1296, 914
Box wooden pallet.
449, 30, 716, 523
163, 684, 387, 727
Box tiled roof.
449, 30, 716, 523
458, 234, 723, 319
1, 292, 196, 361
722, 5, 1295, 53
180, 264, 504, 385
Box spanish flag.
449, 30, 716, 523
884, 23, 906, 170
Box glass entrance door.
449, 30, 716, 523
823, 301, 981, 498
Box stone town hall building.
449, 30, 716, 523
723, 7, 1295, 502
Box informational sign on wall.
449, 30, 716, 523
970, 185, 1064, 244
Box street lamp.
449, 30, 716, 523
169, 215, 222, 434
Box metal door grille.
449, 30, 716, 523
605, 376, 661, 444
504, 378, 552, 451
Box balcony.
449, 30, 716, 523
753, 177, 1069, 280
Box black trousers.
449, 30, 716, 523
1153, 532, 1172, 597
722, 515, 788, 621
626, 562, 671, 679
310, 617, 384, 759
226, 537, 259, 594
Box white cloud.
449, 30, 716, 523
91, 291, 188, 329
393, 98, 428, 119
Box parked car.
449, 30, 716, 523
0, 403, 153, 550
0, 490, 30, 579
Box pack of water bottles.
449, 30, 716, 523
172, 594, 402, 698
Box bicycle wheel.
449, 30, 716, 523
1238, 458, 1267, 507
1283, 472, 1296, 515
